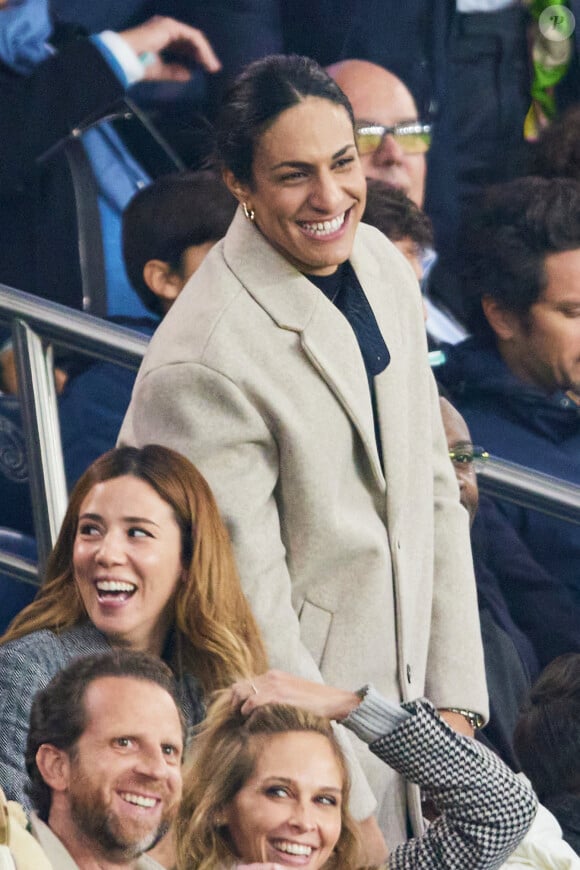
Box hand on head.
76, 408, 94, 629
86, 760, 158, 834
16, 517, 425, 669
120, 16, 221, 81
230, 670, 360, 721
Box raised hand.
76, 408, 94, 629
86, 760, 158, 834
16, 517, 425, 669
120, 16, 221, 81
230, 670, 360, 721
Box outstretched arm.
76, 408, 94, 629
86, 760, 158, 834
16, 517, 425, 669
119, 15, 220, 80
366, 700, 537, 870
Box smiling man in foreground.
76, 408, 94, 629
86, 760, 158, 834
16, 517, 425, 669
22, 650, 184, 870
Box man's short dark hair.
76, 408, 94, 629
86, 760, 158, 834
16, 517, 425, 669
122, 170, 237, 316
362, 180, 433, 248
514, 653, 580, 801
25, 650, 184, 821
460, 176, 580, 342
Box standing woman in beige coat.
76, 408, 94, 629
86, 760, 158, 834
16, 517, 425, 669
119, 54, 487, 860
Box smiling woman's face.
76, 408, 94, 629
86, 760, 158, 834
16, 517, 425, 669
227, 96, 367, 276
73, 475, 184, 655
223, 730, 344, 868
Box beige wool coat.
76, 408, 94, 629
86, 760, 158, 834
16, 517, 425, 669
119, 207, 488, 849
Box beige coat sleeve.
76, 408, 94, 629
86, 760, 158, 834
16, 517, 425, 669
423, 369, 489, 721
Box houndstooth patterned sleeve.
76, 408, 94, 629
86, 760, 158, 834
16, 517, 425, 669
369, 700, 537, 869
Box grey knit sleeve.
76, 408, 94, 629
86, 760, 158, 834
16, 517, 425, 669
342, 684, 411, 744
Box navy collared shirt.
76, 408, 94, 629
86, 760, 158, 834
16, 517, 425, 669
308, 261, 390, 465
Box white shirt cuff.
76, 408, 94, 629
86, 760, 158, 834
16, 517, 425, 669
98, 30, 145, 85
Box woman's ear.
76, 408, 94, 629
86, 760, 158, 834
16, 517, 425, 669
222, 168, 251, 206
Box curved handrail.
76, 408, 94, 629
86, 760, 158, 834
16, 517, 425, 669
0, 283, 148, 576
479, 456, 580, 526
0, 282, 148, 366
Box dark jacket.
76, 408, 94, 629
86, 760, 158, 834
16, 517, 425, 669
472, 495, 580, 669
0, 37, 186, 312
0, 39, 123, 309
439, 337, 580, 638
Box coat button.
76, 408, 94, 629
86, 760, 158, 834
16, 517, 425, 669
406, 664, 412, 683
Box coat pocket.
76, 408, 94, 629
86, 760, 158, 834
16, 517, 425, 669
298, 599, 333, 669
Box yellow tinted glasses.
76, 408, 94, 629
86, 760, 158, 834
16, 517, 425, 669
355, 121, 432, 156
448, 444, 489, 471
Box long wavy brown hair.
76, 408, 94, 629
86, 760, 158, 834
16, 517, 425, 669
175, 695, 363, 869
1, 445, 267, 691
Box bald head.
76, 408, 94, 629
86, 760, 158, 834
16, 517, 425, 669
328, 59, 426, 207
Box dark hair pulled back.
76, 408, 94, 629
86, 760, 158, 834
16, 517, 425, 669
215, 54, 354, 185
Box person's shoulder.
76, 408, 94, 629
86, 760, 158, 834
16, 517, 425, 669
136, 853, 166, 869
356, 220, 399, 256
0, 629, 63, 686
0, 623, 109, 668
138, 240, 250, 373
56, 622, 111, 658
0, 628, 59, 658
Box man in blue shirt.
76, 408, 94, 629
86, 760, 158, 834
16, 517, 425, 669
0, 1, 220, 321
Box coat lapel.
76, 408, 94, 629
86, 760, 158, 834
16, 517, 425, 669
351, 225, 421, 534
224, 209, 385, 487
300, 299, 385, 487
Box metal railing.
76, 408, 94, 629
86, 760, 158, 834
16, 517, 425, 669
0, 282, 148, 577
478, 456, 580, 525
0, 282, 578, 586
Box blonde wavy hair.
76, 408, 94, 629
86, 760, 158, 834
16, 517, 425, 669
175, 694, 362, 869
1, 445, 267, 691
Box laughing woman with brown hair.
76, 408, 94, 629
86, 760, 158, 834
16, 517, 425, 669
0, 444, 267, 809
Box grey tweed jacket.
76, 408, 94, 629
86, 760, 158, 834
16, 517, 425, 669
0, 622, 203, 811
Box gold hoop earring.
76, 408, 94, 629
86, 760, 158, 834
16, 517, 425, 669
242, 202, 255, 222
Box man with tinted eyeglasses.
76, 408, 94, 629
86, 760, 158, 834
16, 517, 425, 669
327, 59, 430, 208
328, 60, 469, 347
